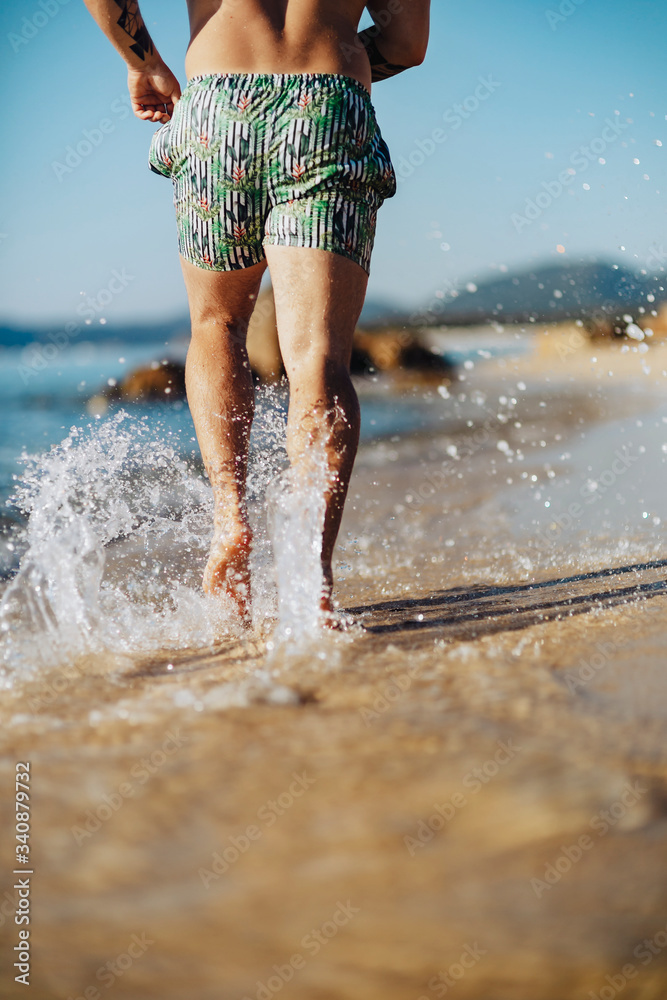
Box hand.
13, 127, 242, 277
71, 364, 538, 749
127, 61, 181, 123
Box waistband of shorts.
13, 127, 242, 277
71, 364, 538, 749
183, 72, 371, 99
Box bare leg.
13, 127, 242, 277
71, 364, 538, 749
179, 255, 267, 618
265, 246, 368, 614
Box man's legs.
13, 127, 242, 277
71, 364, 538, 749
179, 255, 267, 616
264, 246, 368, 612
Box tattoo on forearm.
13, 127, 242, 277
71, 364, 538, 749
358, 28, 409, 82
112, 0, 154, 61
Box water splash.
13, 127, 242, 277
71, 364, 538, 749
0, 396, 293, 682
266, 461, 328, 644
0, 387, 346, 684
1, 412, 208, 677
265, 405, 353, 646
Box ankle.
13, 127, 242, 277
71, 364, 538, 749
212, 519, 252, 544
321, 561, 334, 608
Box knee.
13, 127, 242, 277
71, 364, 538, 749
190, 311, 250, 353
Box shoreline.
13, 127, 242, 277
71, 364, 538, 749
2, 338, 667, 998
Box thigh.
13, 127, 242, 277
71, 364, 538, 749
264, 245, 368, 375
180, 255, 267, 329
166, 78, 271, 271
264, 76, 396, 275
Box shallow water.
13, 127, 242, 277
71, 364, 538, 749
0, 339, 469, 509
2, 343, 667, 999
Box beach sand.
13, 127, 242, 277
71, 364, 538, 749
2, 331, 667, 999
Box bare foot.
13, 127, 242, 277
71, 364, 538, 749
320, 564, 342, 629
203, 525, 252, 621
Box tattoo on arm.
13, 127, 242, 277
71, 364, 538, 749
112, 0, 154, 61
358, 28, 409, 82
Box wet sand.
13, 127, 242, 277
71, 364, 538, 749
2, 333, 667, 999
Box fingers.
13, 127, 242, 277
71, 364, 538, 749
138, 111, 171, 123
134, 109, 171, 123
133, 100, 173, 123
127, 66, 181, 121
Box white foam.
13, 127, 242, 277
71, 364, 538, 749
0, 395, 286, 680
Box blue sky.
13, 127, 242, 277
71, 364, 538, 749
0, 0, 665, 327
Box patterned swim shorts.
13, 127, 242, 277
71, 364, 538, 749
148, 72, 396, 274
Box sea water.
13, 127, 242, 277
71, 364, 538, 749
0, 341, 453, 682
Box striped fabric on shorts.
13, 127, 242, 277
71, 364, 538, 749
149, 72, 396, 274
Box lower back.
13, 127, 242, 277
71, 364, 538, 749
184, 0, 371, 87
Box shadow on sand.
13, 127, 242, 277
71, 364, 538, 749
131, 559, 667, 676
347, 558, 667, 645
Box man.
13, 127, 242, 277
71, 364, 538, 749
82, 0, 430, 621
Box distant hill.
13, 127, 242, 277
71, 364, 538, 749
2, 259, 664, 345
359, 296, 405, 326
0, 301, 407, 347
0, 301, 402, 349
425, 260, 666, 325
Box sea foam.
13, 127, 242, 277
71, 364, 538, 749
0, 394, 333, 684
